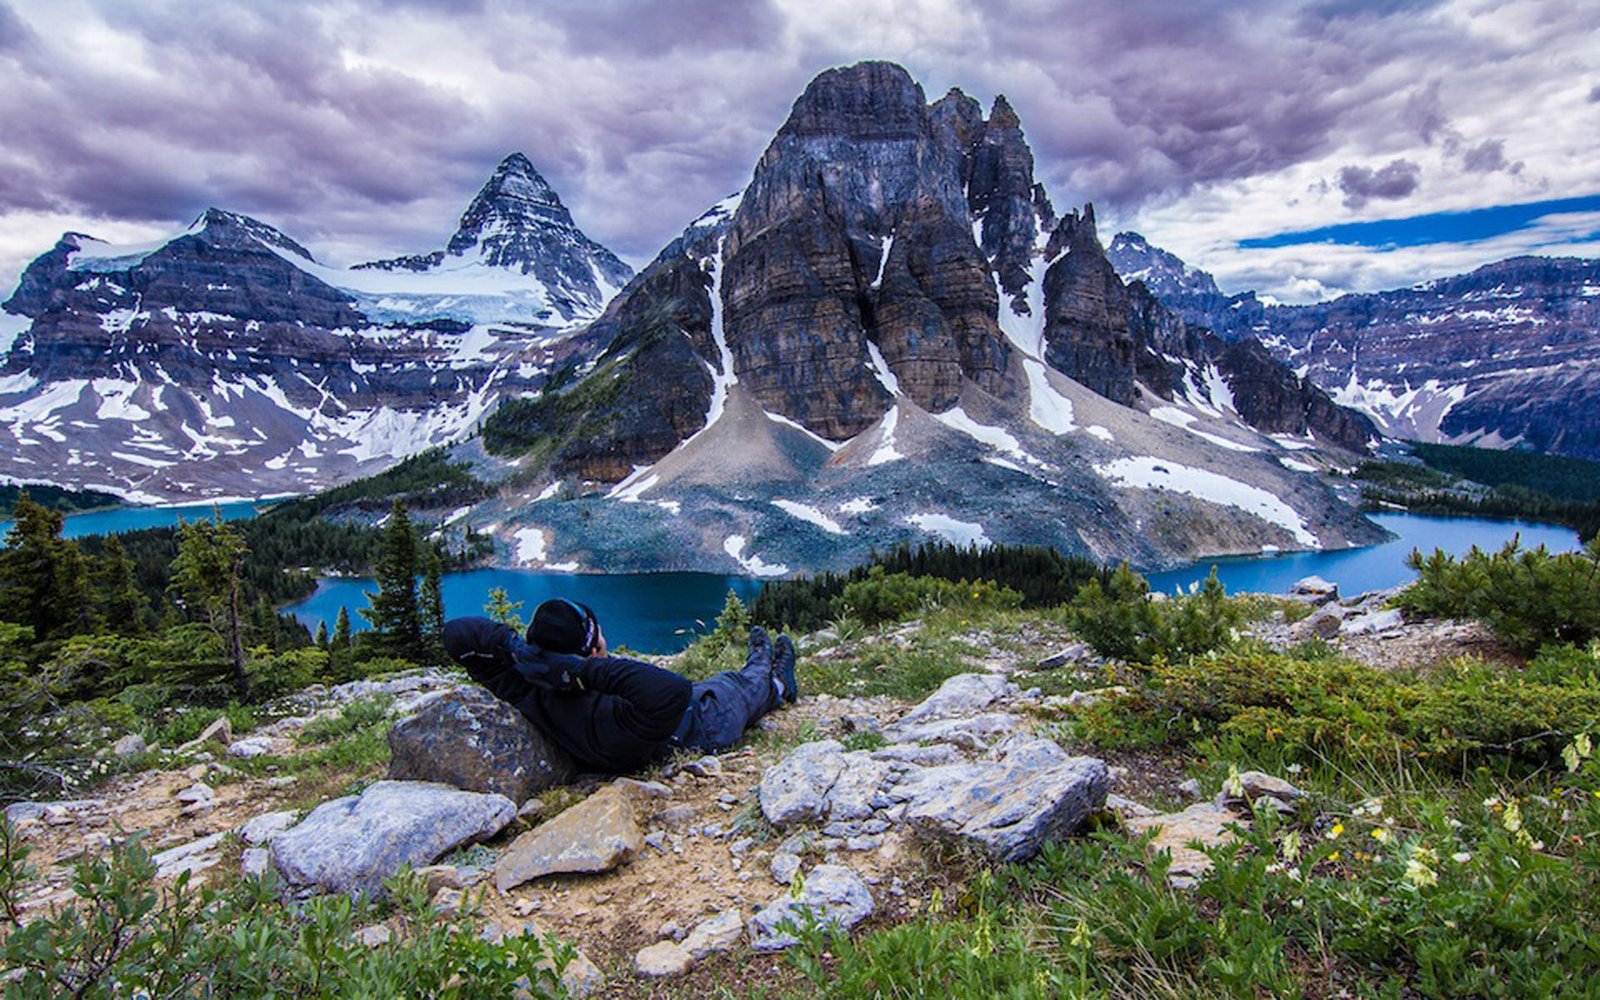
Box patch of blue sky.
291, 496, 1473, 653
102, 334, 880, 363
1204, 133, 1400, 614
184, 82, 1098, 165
1241, 193, 1600, 250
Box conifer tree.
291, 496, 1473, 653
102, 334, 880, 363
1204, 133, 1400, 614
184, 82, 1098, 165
96, 535, 147, 635
420, 545, 445, 660
0, 492, 93, 640
314, 620, 330, 649
332, 606, 352, 649
484, 587, 524, 632
170, 511, 250, 694
362, 501, 422, 660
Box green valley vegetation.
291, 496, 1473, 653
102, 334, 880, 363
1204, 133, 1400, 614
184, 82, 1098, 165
772, 558, 1600, 997
1355, 440, 1600, 539
0, 483, 123, 518
0, 491, 455, 798
753, 541, 1110, 633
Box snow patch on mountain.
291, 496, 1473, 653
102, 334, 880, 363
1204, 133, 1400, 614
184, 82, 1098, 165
1094, 456, 1318, 546
772, 499, 846, 535
723, 535, 789, 577
906, 513, 992, 548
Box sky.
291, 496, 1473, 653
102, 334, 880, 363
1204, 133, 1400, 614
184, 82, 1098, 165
0, 0, 1596, 305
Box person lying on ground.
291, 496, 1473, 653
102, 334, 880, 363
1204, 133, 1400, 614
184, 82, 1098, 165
442, 598, 798, 774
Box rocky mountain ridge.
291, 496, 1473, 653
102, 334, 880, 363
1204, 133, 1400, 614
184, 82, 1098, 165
467, 62, 1384, 575
0, 156, 632, 500
1107, 234, 1600, 460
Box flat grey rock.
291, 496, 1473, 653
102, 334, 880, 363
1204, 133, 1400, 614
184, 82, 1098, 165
758, 740, 846, 826
748, 864, 874, 951
271, 780, 515, 897
896, 673, 1017, 726
238, 809, 298, 846
904, 739, 1108, 862
884, 712, 1021, 749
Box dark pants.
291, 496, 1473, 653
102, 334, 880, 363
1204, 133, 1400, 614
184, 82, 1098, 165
672, 644, 783, 753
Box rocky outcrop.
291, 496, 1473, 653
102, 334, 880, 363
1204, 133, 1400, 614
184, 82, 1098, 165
757, 674, 1109, 862
386, 687, 576, 803
720, 61, 1011, 438
1042, 205, 1140, 406
270, 781, 516, 897
748, 864, 875, 951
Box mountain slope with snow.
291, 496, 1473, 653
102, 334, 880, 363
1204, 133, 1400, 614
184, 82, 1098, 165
0, 158, 632, 500
1108, 234, 1600, 461
466, 63, 1384, 575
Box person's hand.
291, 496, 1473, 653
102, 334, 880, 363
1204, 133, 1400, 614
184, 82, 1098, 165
589, 627, 608, 658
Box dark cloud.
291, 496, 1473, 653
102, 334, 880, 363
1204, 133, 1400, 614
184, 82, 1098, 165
1462, 138, 1521, 175
540, 0, 784, 56
1403, 81, 1449, 144
1590, 84, 1600, 102
0, 0, 1593, 293
1338, 159, 1421, 208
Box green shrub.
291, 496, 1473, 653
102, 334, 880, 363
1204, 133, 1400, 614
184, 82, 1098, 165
298, 696, 394, 745
246, 646, 330, 700
1078, 649, 1600, 766
839, 568, 1022, 626
1401, 538, 1600, 651
0, 819, 571, 997
1065, 564, 1245, 664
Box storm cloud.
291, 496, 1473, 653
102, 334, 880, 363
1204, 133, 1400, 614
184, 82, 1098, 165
1338, 159, 1422, 208
0, 0, 1595, 304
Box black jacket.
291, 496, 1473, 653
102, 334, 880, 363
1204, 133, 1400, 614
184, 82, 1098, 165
442, 616, 691, 774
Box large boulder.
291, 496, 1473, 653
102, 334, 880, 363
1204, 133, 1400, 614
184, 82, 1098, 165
387, 688, 575, 803
270, 781, 515, 897
494, 780, 652, 891
900, 738, 1108, 862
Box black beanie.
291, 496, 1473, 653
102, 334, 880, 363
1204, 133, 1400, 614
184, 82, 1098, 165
529, 599, 598, 655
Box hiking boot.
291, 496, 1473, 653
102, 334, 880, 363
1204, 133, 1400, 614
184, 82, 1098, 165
775, 635, 799, 704
748, 625, 772, 663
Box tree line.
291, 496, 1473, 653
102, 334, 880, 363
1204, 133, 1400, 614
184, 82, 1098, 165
752, 540, 1111, 633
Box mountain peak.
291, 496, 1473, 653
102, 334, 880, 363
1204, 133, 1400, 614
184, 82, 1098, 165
780, 61, 926, 140
188, 207, 316, 261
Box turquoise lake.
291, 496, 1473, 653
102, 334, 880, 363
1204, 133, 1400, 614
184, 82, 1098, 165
1146, 511, 1581, 597
285, 512, 1582, 654
289, 569, 765, 654
0, 499, 263, 540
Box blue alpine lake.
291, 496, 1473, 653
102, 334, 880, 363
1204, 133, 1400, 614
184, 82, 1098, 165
285, 512, 1581, 654
1146, 511, 1581, 597
289, 568, 765, 655
0, 499, 263, 540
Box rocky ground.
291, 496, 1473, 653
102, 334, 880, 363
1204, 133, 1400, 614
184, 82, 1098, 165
3, 589, 1506, 997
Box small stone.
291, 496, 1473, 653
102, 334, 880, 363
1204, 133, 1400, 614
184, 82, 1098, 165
238, 810, 297, 847
659, 919, 686, 942
112, 734, 148, 758
226, 737, 279, 759
643, 831, 667, 851
176, 784, 214, 805
415, 864, 463, 897
1177, 778, 1202, 799
240, 848, 271, 879
684, 756, 723, 778
354, 924, 393, 947
838, 714, 881, 736
517, 798, 546, 822
682, 908, 743, 959
659, 805, 696, 831
748, 864, 874, 951
717, 792, 739, 805
494, 782, 644, 892
845, 835, 883, 852
1125, 803, 1245, 884
728, 837, 754, 857
1289, 576, 1339, 605
432, 887, 464, 916
179, 717, 232, 753
634, 941, 691, 978
770, 852, 801, 885
1105, 793, 1155, 818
